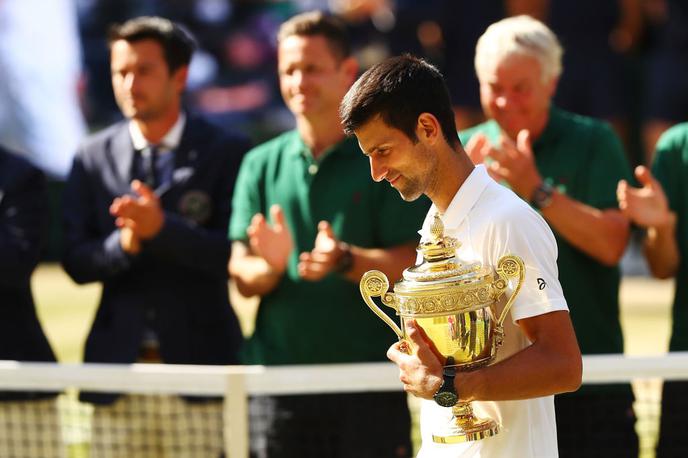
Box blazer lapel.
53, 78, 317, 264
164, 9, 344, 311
107, 123, 136, 191
159, 117, 205, 197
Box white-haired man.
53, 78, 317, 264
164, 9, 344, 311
461, 15, 636, 457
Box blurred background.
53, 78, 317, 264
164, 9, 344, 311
2, 1, 686, 457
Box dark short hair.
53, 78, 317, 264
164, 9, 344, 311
108, 16, 196, 72
340, 54, 458, 146
277, 11, 350, 60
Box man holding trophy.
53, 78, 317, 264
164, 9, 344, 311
341, 55, 582, 457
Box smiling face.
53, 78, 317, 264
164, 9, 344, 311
110, 38, 186, 121
278, 34, 355, 120
478, 53, 556, 140
354, 115, 438, 202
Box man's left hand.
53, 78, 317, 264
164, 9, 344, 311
486, 129, 543, 200
110, 180, 165, 240
387, 320, 444, 400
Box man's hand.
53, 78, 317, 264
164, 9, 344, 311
247, 204, 293, 274
110, 180, 165, 250
119, 226, 141, 254
298, 221, 349, 281
387, 320, 444, 400
464, 133, 494, 166
618, 166, 675, 229
485, 130, 543, 200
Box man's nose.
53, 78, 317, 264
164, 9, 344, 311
370, 157, 387, 182
495, 94, 510, 109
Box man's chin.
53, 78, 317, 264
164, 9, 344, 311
397, 188, 423, 202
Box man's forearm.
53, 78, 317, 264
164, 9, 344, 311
343, 242, 418, 284
541, 192, 630, 266
456, 311, 582, 402
644, 212, 680, 279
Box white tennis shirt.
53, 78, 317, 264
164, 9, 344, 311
417, 165, 568, 458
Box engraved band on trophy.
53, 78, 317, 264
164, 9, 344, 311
360, 213, 525, 443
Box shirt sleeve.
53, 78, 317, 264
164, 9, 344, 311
485, 202, 569, 323
652, 125, 688, 213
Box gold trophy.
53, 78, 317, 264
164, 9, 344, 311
360, 214, 525, 443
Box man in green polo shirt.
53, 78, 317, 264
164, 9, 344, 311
618, 124, 688, 457
460, 16, 636, 457
228, 11, 428, 458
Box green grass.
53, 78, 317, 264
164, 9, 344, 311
31, 264, 674, 458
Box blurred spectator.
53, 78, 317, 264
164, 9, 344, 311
61, 17, 248, 457
78, 0, 296, 141
0, 145, 63, 457
460, 16, 637, 458
228, 11, 429, 458
0, 0, 86, 179
643, 0, 688, 163
617, 124, 688, 458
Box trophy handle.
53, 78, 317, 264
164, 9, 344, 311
495, 255, 526, 327
359, 270, 404, 339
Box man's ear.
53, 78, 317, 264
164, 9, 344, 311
546, 76, 559, 99
416, 112, 441, 145
341, 57, 359, 84
173, 65, 189, 93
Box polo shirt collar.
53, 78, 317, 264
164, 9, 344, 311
128, 112, 186, 152
423, 165, 491, 236
290, 132, 359, 161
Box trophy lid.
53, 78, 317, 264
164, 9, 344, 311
396, 213, 491, 291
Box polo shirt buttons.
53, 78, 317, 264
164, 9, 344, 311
308, 164, 318, 175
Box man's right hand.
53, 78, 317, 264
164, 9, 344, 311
247, 204, 293, 274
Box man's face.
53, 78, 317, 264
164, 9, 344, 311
110, 39, 186, 121
478, 53, 556, 140
278, 35, 354, 119
355, 116, 437, 202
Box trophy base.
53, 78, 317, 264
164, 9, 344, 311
431, 402, 500, 444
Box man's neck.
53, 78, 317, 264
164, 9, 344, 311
133, 109, 181, 145
295, 114, 346, 159
428, 145, 475, 214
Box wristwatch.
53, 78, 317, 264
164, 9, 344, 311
335, 242, 354, 274
530, 182, 555, 210
433, 356, 459, 407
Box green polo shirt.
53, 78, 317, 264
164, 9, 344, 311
230, 130, 430, 365
460, 107, 632, 359
653, 123, 688, 352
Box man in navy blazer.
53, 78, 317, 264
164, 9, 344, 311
0, 145, 65, 456
61, 17, 248, 457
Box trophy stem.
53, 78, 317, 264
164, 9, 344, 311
431, 401, 500, 444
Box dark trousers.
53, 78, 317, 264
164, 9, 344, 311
657, 381, 688, 458
555, 390, 638, 458
249, 392, 412, 458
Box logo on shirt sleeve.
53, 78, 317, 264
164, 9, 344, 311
537, 278, 547, 290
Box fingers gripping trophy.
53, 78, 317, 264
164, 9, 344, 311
360, 214, 525, 443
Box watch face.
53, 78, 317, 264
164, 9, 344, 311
433, 390, 458, 408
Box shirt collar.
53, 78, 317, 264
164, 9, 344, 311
128, 112, 186, 152
290, 132, 359, 161
422, 165, 491, 237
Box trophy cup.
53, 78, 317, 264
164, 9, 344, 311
360, 214, 525, 443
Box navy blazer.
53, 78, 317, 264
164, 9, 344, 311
62, 115, 248, 404
0, 146, 57, 401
